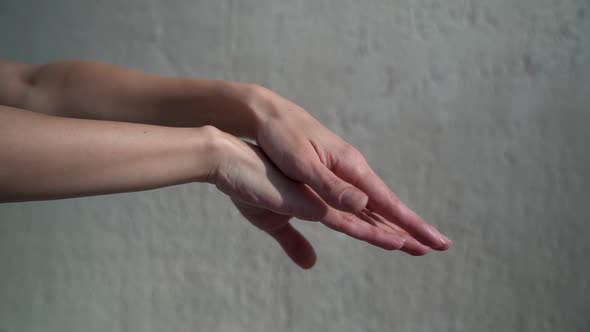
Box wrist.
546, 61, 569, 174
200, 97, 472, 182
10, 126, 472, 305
186, 125, 225, 184
172, 79, 263, 138
234, 84, 314, 139
220, 82, 271, 138
191, 125, 239, 185
173, 80, 280, 139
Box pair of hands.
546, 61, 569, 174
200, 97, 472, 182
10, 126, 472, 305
208, 86, 451, 268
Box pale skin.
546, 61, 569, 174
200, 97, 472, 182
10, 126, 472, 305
0, 59, 451, 268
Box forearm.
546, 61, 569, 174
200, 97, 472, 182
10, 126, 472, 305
0, 106, 220, 202
0, 59, 263, 137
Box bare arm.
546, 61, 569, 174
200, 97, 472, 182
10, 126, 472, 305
0, 105, 219, 202
0, 58, 451, 251
0, 59, 261, 137
0, 105, 428, 265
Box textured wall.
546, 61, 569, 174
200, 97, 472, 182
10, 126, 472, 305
1, 0, 589, 331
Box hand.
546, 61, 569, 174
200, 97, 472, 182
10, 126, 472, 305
209, 128, 432, 268
246, 86, 452, 250
231, 200, 433, 268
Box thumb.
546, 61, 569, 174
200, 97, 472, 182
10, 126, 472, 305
236, 200, 318, 269
302, 161, 368, 212
266, 222, 317, 269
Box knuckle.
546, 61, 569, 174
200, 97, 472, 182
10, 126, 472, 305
249, 83, 272, 98
286, 150, 310, 177
323, 171, 342, 187
343, 144, 365, 163
387, 190, 402, 207
243, 83, 269, 102
367, 226, 381, 239
349, 163, 369, 181
291, 149, 309, 168
336, 145, 369, 175
200, 124, 221, 135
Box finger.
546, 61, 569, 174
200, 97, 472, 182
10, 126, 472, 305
235, 199, 318, 269
358, 210, 430, 256
372, 219, 430, 256
280, 182, 329, 222
266, 223, 317, 269
257, 132, 367, 212
300, 159, 368, 212
321, 207, 406, 250
399, 236, 430, 256
352, 167, 451, 250
370, 179, 451, 250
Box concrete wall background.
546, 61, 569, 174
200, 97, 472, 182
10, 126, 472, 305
1, 0, 589, 331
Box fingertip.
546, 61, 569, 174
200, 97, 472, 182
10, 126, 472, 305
408, 249, 430, 256
402, 249, 429, 256
403, 245, 430, 256
379, 234, 406, 251
273, 224, 318, 269
431, 238, 452, 251
291, 243, 317, 269
298, 251, 317, 269
340, 188, 368, 212
427, 226, 452, 251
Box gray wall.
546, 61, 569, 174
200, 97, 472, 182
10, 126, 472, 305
1, 0, 589, 331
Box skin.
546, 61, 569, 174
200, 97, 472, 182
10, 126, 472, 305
0, 59, 451, 269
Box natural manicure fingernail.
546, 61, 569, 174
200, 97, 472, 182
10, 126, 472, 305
392, 236, 406, 249
429, 226, 449, 247
400, 237, 408, 247
440, 234, 452, 246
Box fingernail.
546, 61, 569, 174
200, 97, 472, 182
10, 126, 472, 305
429, 226, 450, 248
395, 236, 407, 249
340, 188, 368, 211
438, 235, 447, 246
442, 233, 451, 243
384, 234, 406, 250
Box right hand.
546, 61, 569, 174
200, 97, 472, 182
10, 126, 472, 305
208, 128, 430, 268
240, 85, 451, 250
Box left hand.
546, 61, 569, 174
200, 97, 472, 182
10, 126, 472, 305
234, 199, 433, 268
209, 128, 430, 269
